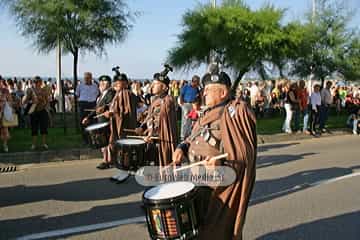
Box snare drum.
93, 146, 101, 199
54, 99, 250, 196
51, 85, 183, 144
115, 138, 146, 170
85, 122, 110, 149
143, 182, 200, 240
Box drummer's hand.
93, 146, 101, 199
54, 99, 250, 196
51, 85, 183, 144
135, 127, 144, 136
144, 136, 153, 143
103, 111, 112, 119
96, 106, 105, 114
172, 148, 184, 165
81, 117, 88, 125
205, 156, 221, 167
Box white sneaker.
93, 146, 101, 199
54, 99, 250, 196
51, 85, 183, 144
42, 144, 49, 150
3, 144, 8, 152
31, 145, 36, 150
353, 131, 358, 135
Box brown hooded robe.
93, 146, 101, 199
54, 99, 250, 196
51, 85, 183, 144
108, 89, 137, 160
190, 99, 257, 240
146, 94, 178, 166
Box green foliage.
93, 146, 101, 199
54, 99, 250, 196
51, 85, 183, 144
7, 0, 133, 56
167, 2, 301, 89
291, 0, 359, 82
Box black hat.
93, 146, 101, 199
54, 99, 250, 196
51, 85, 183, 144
33, 76, 43, 83
153, 72, 170, 86
99, 75, 111, 83
113, 73, 128, 83
201, 64, 231, 88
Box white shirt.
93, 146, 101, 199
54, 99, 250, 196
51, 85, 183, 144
97, 89, 109, 104
76, 83, 99, 102
320, 88, 332, 105
310, 92, 321, 111
250, 85, 259, 98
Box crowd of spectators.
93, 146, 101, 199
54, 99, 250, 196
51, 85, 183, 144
1, 73, 359, 153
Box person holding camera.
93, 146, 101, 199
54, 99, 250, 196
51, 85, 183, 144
22, 76, 51, 150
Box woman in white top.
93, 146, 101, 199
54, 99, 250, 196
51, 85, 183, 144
309, 84, 321, 136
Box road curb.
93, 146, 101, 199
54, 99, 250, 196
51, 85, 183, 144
0, 148, 102, 171
258, 129, 351, 144
0, 129, 353, 170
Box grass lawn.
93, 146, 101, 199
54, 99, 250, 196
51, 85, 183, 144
2, 110, 349, 153
257, 111, 348, 135
5, 127, 82, 153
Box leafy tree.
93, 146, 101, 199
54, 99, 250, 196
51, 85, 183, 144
291, 0, 359, 84
3, 0, 134, 127
167, 2, 298, 91
338, 37, 360, 81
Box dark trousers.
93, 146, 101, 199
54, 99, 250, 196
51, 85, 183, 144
79, 101, 96, 143
30, 109, 49, 136
309, 108, 320, 133
319, 105, 330, 130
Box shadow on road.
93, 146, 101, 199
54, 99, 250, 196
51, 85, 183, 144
0, 201, 144, 240
0, 177, 145, 208
251, 165, 360, 206
256, 152, 316, 169
256, 211, 360, 240
258, 143, 300, 153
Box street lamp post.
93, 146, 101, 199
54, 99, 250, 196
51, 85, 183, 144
212, 0, 216, 8
209, 0, 217, 65
309, 0, 316, 94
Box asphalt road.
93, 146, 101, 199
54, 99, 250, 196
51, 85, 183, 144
1, 134, 360, 240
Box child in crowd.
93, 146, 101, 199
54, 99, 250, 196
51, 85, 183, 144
187, 99, 201, 126
347, 108, 360, 135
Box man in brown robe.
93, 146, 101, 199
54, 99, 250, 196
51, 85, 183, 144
173, 69, 257, 240
135, 73, 178, 167
103, 73, 138, 182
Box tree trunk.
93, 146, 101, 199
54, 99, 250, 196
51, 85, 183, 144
320, 76, 325, 90
231, 68, 248, 95
61, 79, 67, 135
279, 66, 284, 79
73, 48, 79, 132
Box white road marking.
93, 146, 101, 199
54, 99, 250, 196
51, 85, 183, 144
308, 171, 360, 187
15, 171, 360, 240
251, 171, 360, 203
16, 216, 146, 240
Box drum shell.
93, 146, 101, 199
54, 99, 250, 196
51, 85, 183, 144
115, 140, 146, 170
85, 123, 110, 149
143, 187, 200, 240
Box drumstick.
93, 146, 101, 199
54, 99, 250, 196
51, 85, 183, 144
161, 162, 176, 172
174, 153, 229, 173
84, 109, 96, 112
123, 129, 137, 133
126, 135, 160, 140
94, 113, 106, 119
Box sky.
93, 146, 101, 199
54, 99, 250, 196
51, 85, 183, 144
0, 0, 359, 80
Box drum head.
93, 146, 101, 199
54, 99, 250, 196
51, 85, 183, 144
144, 182, 195, 201
116, 139, 145, 146
85, 122, 109, 131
